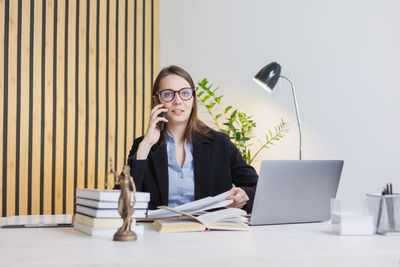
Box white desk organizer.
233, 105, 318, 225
330, 198, 375, 235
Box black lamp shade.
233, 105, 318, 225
253, 62, 281, 92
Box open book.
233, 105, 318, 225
147, 190, 234, 219
153, 207, 249, 232
149, 191, 249, 232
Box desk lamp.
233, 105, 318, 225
253, 62, 302, 160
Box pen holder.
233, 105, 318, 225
366, 194, 400, 235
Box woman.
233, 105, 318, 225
127, 65, 258, 213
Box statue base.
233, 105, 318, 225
113, 231, 137, 241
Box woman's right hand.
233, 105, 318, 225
136, 104, 168, 159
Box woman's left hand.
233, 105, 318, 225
226, 187, 249, 209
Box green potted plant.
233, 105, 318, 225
196, 78, 289, 165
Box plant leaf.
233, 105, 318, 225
208, 102, 216, 109
225, 105, 232, 114
201, 95, 211, 102
227, 123, 236, 132
235, 132, 241, 141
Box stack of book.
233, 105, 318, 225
73, 189, 150, 237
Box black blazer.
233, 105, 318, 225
127, 130, 258, 213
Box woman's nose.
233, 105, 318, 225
173, 93, 183, 104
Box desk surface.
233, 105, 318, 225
1, 222, 400, 267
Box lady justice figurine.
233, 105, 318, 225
110, 162, 137, 241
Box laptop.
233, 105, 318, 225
249, 160, 344, 225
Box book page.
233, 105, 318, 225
197, 208, 246, 225
147, 191, 233, 218
156, 206, 203, 224
188, 199, 233, 213
217, 216, 249, 224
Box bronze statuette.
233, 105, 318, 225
110, 163, 137, 241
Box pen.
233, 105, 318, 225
1, 223, 73, 229
386, 183, 395, 231
376, 187, 385, 232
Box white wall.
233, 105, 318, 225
159, 0, 400, 210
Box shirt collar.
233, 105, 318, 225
166, 131, 192, 148
166, 131, 175, 143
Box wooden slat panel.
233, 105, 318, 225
19, 0, 31, 215
135, 0, 143, 137
65, 0, 76, 214
97, 0, 107, 189
43, 0, 55, 215
144, 0, 152, 128
126, 0, 134, 156
7, 0, 18, 216
153, 0, 159, 85
0, 0, 5, 217
1, 0, 158, 216
31, 0, 43, 215
116, 0, 126, 172
76, 0, 87, 190
107, 0, 116, 189
87, 0, 97, 189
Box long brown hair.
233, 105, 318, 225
152, 65, 213, 145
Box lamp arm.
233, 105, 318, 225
280, 75, 302, 160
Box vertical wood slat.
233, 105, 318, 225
66, 0, 76, 214
97, 0, 106, 190
135, 0, 143, 137
107, 0, 116, 188
116, 0, 126, 173
7, 0, 18, 216
87, 0, 97, 189
126, 0, 134, 160
104, 0, 111, 189
144, 0, 152, 128
76, 0, 86, 192
1, 0, 158, 217
43, 0, 54, 215
54, 0, 65, 214
19, 0, 31, 215
31, 0, 43, 215
0, 0, 5, 217
153, 0, 159, 86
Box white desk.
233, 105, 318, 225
1, 222, 400, 266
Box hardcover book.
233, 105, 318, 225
76, 189, 150, 202
74, 213, 136, 228
76, 197, 149, 209
76, 205, 147, 219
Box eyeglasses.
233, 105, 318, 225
157, 87, 195, 102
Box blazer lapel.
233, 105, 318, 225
150, 143, 169, 206
193, 134, 211, 200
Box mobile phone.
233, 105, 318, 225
152, 96, 165, 131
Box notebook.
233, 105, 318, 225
250, 160, 344, 225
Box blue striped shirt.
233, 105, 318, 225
166, 132, 195, 207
